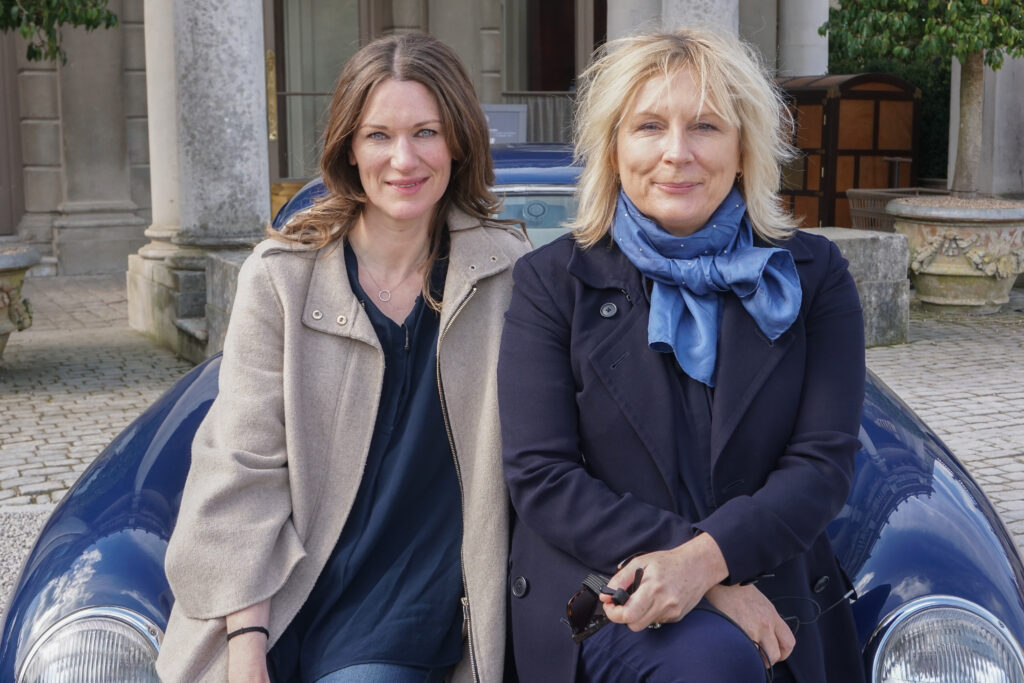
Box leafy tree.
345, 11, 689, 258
821, 0, 1024, 196
1, 0, 118, 63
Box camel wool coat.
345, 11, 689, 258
156, 209, 530, 683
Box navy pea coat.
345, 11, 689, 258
497, 230, 867, 683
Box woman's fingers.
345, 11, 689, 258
705, 583, 795, 668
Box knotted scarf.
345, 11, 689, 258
612, 187, 802, 386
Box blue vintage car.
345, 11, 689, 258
2, 144, 1024, 682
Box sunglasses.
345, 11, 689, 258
565, 568, 645, 643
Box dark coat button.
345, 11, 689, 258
511, 576, 529, 598
812, 575, 830, 593
599, 302, 617, 318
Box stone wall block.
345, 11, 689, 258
480, 0, 501, 27
479, 74, 502, 104
857, 280, 910, 347
205, 249, 250, 355
17, 73, 59, 118
480, 29, 501, 74
391, 0, 425, 29
120, 0, 144, 23
122, 71, 148, 117
22, 169, 62, 213
53, 221, 148, 275
125, 118, 150, 165
122, 24, 147, 70
20, 121, 62, 166
804, 228, 910, 346
175, 267, 206, 317
130, 166, 151, 211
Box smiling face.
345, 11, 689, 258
348, 79, 453, 231
615, 69, 742, 237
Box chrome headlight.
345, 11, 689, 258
871, 596, 1024, 683
17, 607, 162, 683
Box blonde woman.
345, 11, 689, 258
499, 28, 865, 683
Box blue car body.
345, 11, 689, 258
3, 144, 1024, 681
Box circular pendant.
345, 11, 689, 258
377, 289, 391, 302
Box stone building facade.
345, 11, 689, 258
1, 0, 1020, 360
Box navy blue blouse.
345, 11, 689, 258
268, 242, 463, 682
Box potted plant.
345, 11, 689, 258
821, 0, 1024, 312
0, 246, 40, 358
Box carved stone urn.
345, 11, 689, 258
887, 197, 1024, 313
0, 246, 41, 358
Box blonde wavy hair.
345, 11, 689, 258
570, 27, 798, 247
271, 33, 499, 308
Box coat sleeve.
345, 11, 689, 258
164, 249, 306, 619
499, 253, 695, 574
694, 238, 865, 584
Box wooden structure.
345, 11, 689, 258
777, 74, 921, 228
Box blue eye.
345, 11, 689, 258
416, 128, 439, 138
368, 131, 387, 140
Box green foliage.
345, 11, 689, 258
0, 0, 118, 63
821, 0, 1024, 70
830, 54, 951, 179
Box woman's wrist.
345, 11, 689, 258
679, 532, 729, 591
227, 625, 270, 642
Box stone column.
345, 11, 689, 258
662, 0, 739, 35
948, 57, 1024, 197
777, 0, 828, 76
607, 0, 739, 41
52, 0, 146, 275
173, 0, 269, 249
128, 0, 269, 362
607, 0, 660, 40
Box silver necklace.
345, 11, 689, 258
361, 263, 421, 303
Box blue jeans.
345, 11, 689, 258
315, 663, 449, 683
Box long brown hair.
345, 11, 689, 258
272, 33, 499, 307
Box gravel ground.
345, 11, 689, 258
0, 507, 52, 620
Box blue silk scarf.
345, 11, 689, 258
612, 187, 802, 386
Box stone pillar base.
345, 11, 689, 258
205, 249, 251, 356
804, 228, 910, 346
53, 204, 147, 275
127, 253, 208, 363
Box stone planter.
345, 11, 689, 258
887, 197, 1024, 313
0, 246, 41, 357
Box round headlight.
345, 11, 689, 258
17, 607, 162, 683
872, 596, 1024, 683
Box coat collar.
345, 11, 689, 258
292, 207, 516, 344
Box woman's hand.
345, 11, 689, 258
705, 583, 795, 668
599, 533, 729, 631
226, 600, 271, 683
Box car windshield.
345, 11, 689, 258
494, 186, 577, 247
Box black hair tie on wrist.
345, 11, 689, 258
226, 626, 270, 642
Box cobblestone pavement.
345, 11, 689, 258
0, 274, 193, 610
865, 289, 1024, 543
0, 276, 1022, 615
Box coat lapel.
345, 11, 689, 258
571, 240, 681, 501
296, 241, 380, 347
709, 295, 797, 464
709, 233, 813, 464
